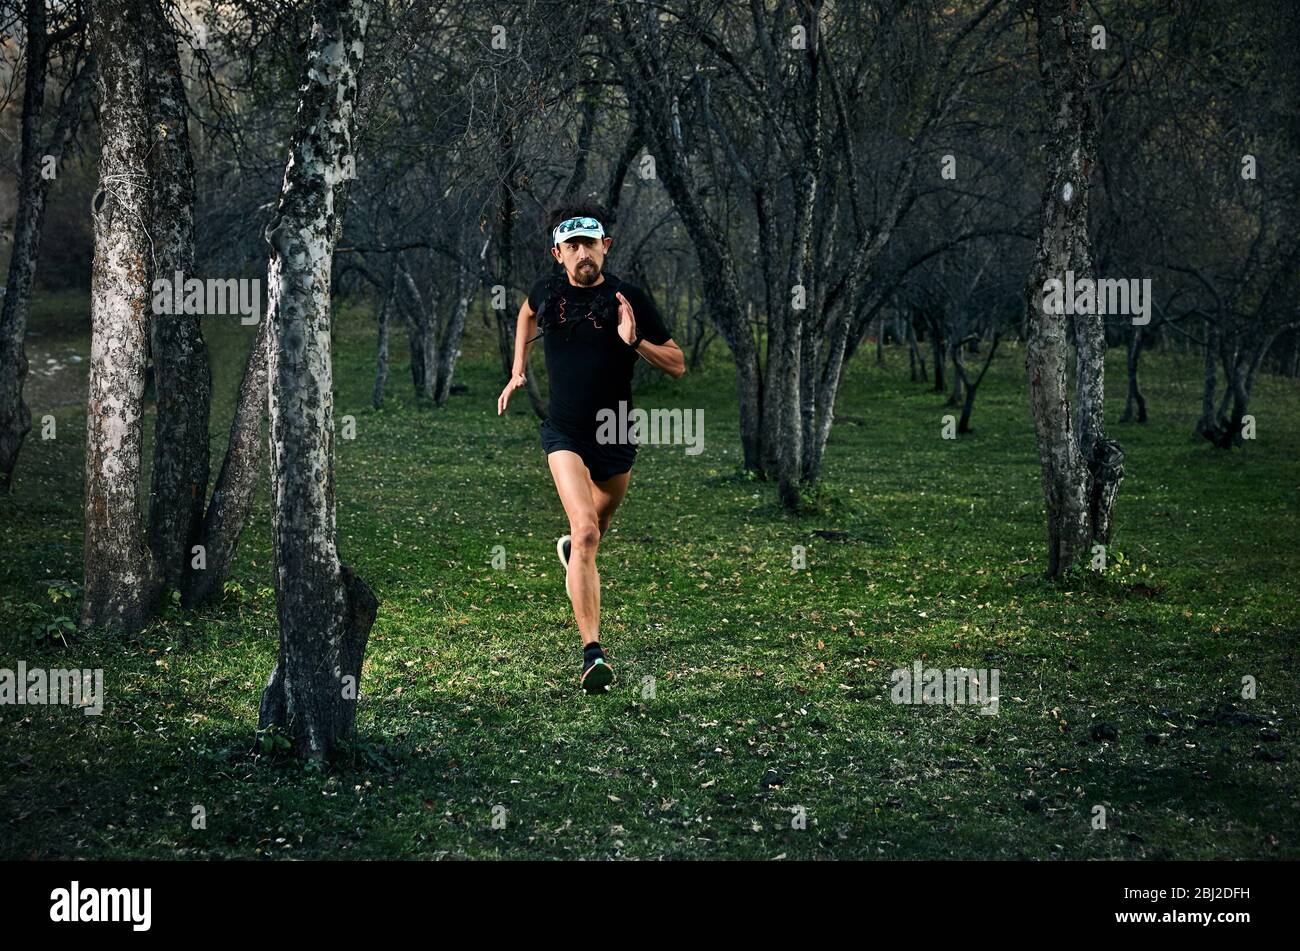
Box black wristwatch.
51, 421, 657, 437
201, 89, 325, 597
630, 330, 645, 350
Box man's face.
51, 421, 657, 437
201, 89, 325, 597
551, 235, 612, 286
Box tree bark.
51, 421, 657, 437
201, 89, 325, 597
930, 315, 946, 393
82, 0, 164, 631
1024, 0, 1122, 578
946, 343, 964, 407
0, 4, 93, 492
1119, 325, 1147, 423
491, 136, 546, 419
775, 87, 823, 508
434, 254, 474, 406
397, 260, 436, 400
258, 0, 378, 761
182, 318, 269, 607
145, 1, 211, 592
1202, 323, 1297, 449
955, 332, 1000, 434
907, 311, 926, 382
372, 277, 391, 408
1193, 317, 1217, 439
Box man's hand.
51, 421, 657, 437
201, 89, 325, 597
615, 291, 638, 347
497, 371, 527, 415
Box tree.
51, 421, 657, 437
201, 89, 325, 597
1023, 0, 1124, 579
257, 0, 378, 761
80, 0, 166, 632
145, 0, 211, 593
183, 319, 269, 606
609, 0, 1014, 507
0, 0, 92, 492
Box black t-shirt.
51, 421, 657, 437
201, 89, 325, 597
526, 272, 671, 441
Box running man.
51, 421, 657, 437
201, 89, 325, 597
496, 203, 685, 692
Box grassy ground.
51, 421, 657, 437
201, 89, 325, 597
1, 291, 1297, 859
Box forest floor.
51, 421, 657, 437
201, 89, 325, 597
2, 291, 1297, 859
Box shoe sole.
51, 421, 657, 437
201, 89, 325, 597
557, 534, 571, 598
581, 659, 615, 693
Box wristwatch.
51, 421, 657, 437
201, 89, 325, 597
630, 330, 645, 350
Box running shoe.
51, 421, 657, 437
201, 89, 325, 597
581, 645, 614, 693
557, 534, 572, 598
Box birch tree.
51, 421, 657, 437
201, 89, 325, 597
81, 0, 164, 631
1024, 0, 1124, 578
257, 0, 378, 760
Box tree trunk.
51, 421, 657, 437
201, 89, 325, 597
406, 322, 426, 393
258, 0, 378, 761
1073, 294, 1124, 548
930, 315, 946, 393
0, 4, 93, 492
775, 126, 822, 509
1024, 0, 1122, 579
946, 342, 964, 407
397, 261, 436, 400
183, 318, 270, 607
907, 312, 926, 382
1193, 317, 1217, 439
373, 280, 390, 408
799, 322, 820, 481
755, 187, 783, 480
145, 1, 210, 592
1120, 325, 1147, 423
1203, 325, 1296, 449
434, 256, 473, 406
82, 0, 164, 632
613, 8, 763, 470
421, 311, 440, 401
954, 332, 1000, 434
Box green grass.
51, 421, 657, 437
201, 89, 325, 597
2, 295, 1297, 859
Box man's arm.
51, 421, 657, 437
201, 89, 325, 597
498, 298, 537, 416
615, 290, 686, 378
512, 298, 537, 375
633, 337, 685, 379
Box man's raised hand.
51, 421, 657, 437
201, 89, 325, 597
616, 291, 638, 346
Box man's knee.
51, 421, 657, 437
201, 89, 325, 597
571, 522, 601, 554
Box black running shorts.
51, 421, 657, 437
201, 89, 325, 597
540, 418, 635, 483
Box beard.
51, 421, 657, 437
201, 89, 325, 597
573, 260, 602, 286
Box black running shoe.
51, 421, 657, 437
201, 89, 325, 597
581, 646, 614, 693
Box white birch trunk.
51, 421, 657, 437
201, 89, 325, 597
1024, 0, 1123, 577
81, 0, 164, 632
258, 0, 377, 761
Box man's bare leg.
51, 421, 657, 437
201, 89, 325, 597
581, 470, 631, 636
546, 452, 632, 644
548, 451, 603, 644
592, 469, 631, 538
